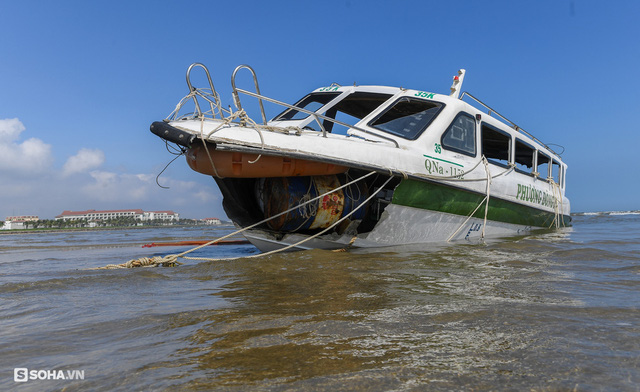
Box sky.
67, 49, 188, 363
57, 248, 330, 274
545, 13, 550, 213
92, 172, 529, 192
1, 0, 638, 219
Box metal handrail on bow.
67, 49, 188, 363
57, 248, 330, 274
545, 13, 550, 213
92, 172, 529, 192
231, 65, 267, 125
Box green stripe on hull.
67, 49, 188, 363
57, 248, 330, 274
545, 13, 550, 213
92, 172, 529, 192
392, 179, 571, 228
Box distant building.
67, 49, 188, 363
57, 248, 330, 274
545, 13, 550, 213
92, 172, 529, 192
6, 215, 39, 222
56, 209, 143, 221
142, 211, 180, 222
2, 221, 25, 230
2, 215, 39, 230
202, 217, 222, 225
55, 209, 179, 222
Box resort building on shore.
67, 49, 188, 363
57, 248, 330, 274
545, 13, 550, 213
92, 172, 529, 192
202, 217, 222, 225
2, 215, 40, 230
55, 209, 179, 222
6, 215, 39, 222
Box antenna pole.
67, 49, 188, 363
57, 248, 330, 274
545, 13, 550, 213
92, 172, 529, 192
449, 69, 466, 99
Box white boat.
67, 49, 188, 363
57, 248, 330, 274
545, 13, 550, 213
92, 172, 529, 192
151, 63, 571, 252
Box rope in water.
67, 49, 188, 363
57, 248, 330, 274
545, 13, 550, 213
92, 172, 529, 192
187, 175, 394, 262
446, 156, 493, 242
91, 170, 379, 269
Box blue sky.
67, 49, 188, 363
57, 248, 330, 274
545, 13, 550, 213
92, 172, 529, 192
1, 0, 638, 219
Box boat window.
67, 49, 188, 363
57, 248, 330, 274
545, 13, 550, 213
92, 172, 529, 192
514, 139, 535, 174
316, 110, 361, 135
369, 97, 444, 140
282, 92, 393, 134
551, 160, 561, 184
319, 92, 393, 134
442, 112, 476, 156
273, 92, 340, 121
481, 123, 510, 167
537, 151, 551, 178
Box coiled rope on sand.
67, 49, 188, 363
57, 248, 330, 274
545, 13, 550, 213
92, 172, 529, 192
95, 255, 183, 269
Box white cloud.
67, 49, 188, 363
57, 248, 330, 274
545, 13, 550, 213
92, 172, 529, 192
0, 118, 25, 142
194, 189, 218, 203
0, 117, 225, 219
1, 166, 223, 219
0, 118, 53, 174
81, 170, 220, 209
83, 171, 152, 201
62, 148, 105, 176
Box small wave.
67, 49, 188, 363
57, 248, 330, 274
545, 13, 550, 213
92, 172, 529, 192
574, 210, 640, 216
0, 270, 171, 294
551, 247, 640, 263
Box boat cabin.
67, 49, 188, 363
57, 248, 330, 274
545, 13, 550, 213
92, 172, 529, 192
267, 85, 566, 191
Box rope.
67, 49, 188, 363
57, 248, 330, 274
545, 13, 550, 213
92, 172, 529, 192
332, 235, 358, 252
288, 177, 318, 233
194, 108, 308, 172
447, 156, 492, 242
92, 170, 379, 269
343, 172, 361, 202
298, 178, 317, 220
556, 181, 565, 227
91, 255, 183, 270
196, 109, 265, 178
168, 88, 227, 121
169, 174, 393, 262
549, 179, 565, 229
232, 175, 394, 259
198, 114, 221, 178
481, 157, 492, 238
167, 91, 199, 120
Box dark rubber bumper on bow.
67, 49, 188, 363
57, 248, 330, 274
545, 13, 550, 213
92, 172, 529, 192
150, 121, 197, 147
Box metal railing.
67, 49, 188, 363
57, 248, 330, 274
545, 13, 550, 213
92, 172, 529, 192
460, 91, 561, 158
170, 63, 401, 148
185, 63, 224, 119
231, 87, 400, 148
231, 65, 267, 125
229, 65, 399, 147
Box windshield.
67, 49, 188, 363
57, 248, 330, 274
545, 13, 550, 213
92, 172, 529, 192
273, 92, 340, 121
273, 91, 394, 135
296, 92, 393, 134
369, 97, 444, 140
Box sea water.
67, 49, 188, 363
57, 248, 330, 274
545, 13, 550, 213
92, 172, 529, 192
1, 214, 639, 391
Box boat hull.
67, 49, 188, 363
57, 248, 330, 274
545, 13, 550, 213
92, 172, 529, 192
239, 202, 568, 253
215, 171, 570, 252
186, 144, 348, 178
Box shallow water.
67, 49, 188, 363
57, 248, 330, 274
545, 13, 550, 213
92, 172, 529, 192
1, 216, 639, 391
